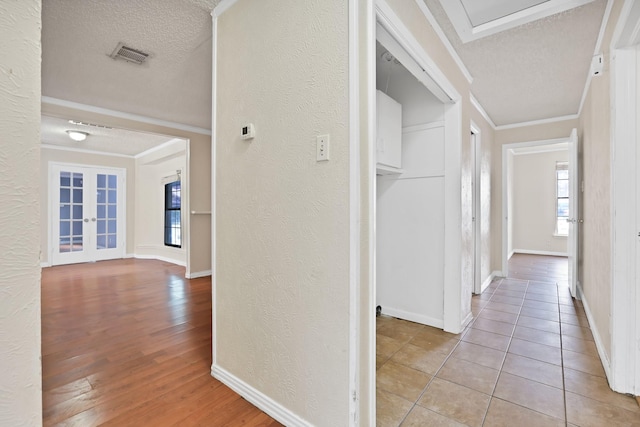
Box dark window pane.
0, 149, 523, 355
108, 220, 117, 233
108, 204, 117, 219
108, 190, 117, 204
97, 189, 106, 203
96, 235, 106, 249
60, 172, 71, 187
97, 220, 106, 234
97, 204, 106, 219
73, 173, 83, 188
60, 204, 70, 220
97, 174, 106, 189
73, 189, 83, 203
60, 221, 70, 236
60, 188, 70, 203
72, 221, 83, 236
72, 205, 83, 219
108, 175, 117, 189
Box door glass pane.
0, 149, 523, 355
59, 171, 83, 253
96, 174, 117, 251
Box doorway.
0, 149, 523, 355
49, 163, 125, 265
501, 134, 576, 294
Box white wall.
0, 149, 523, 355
507, 150, 514, 258
213, 0, 351, 425
135, 141, 187, 265
512, 150, 568, 255
0, 1, 43, 425
376, 51, 447, 326
377, 125, 446, 326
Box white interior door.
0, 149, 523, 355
51, 163, 126, 265
567, 129, 579, 297
471, 131, 481, 294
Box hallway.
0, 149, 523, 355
376, 255, 640, 426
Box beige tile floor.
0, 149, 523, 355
377, 255, 640, 426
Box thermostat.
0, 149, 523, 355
241, 123, 255, 140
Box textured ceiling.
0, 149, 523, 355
42, 0, 218, 130
427, 0, 607, 126
41, 115, 179, 157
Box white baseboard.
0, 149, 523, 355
513, 249, 568, 257
508, 250, 515, 259
211, 364, 312, 427
380, 306, 444, 329
577, 284, 612, 381
40, 262, 51, 268
460, 311, 473, 331
134, 253, 186, 267
481, 271, 501, 292
185, 269, 212, 279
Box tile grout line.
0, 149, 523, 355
479, 277, 529, 427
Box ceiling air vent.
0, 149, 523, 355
109, 42, 149, 65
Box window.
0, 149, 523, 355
164, 180, 181, 247
555, 162, 569, 236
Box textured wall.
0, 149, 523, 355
0, 1, 43, 425
513, 150, 569, 254
41, 102, 211, 275
214, 0, 351, 424
39, 148, 136, 263
492, 119, 579, 272
577, 0, 625, 361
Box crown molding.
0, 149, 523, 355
41, 143, 134, 159
495, 114, 579, 131
41, 96, 212, 136
469, 93, 496, 130
414, 0, 473, 84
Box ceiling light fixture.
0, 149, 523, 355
66, 130, 89, 141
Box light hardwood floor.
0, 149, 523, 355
42, 258, 281, 426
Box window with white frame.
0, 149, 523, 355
555, 162, 569, 236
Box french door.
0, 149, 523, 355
50, 163, 126, 265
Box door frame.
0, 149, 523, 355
48, 161, 127, 265
610, 0, 640, 396
374, 0, 464, 334
471, 122, 482, 294
500, 137, 572, 276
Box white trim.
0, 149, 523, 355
211, 365, 312, 427
134, 138, 186, 159
461, 311, 473, 329
578, 0, 615, 116
381, 306, 444, 329
185, 270, 212, 279
495, 114, 579, 131
40, 262, 51, 268
402, 121, 445, 133
348, 0, 361, 423
183, 139, 192, 280
577, 284, 613, 380
412, 0, 473, 84
509, 250, 515, 260
41, 96, 212, 136
470, 94, 496, 130
513, 249, 569, 257
511, 142, 569, 155
471, 122, 482, 295
41, 143, 133, 159
212, 0, 240, 18
440, 0, 595, 43
480, 272, 497, 293
366, 0, 377, 423
134, 253, 186, 267
610, 43, 639, 394
376, 0, 461, 103
211, 0, 220, 376
611, 0, 640, 49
